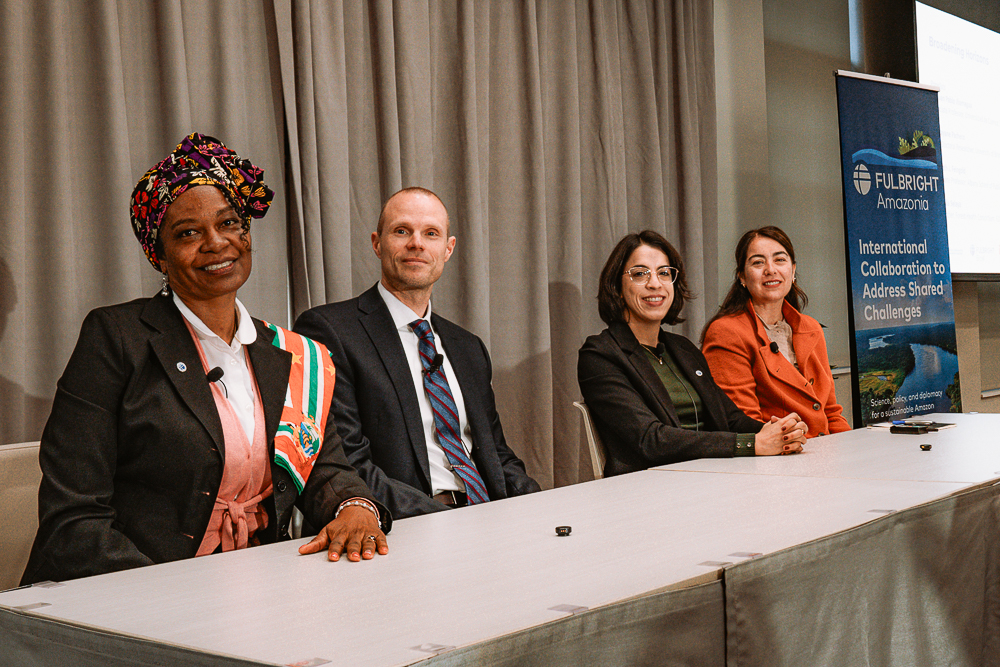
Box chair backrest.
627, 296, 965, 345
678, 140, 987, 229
0, 441, 42, 591
572, 402, 606, 480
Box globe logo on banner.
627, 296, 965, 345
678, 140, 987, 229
836, 72, 960, 426
853, 163, 871, 195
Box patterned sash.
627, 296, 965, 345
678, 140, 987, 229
263, 322, 336, 492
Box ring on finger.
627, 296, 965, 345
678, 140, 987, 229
365, 534, 378, 542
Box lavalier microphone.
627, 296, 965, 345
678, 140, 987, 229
424, 354, 444, 375
206, 366, 228, 397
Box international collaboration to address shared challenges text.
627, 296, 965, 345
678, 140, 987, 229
858, 238, 947, 323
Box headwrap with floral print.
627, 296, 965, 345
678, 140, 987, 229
130, 133, 274, 271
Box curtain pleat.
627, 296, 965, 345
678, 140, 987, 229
2, 1, 715, 491
0, 0, 286, 446
276, 0, 716, 488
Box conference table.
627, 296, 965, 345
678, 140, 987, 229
2, 414, 998, 666
653, 412, 1000, 484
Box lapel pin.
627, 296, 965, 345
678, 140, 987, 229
177, 362, 188, 372
695, 370, 703, 376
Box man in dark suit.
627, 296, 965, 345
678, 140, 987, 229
294, 187, 540, 519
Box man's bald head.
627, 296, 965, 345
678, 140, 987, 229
376, 187, 450, 236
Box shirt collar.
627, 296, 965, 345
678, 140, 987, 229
172, 293, 257, 347
377, 281, 434, 332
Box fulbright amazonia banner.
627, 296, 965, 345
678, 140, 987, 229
835, 71, 961, 426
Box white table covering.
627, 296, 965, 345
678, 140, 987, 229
654, 413, 1000, 485
3, 414, 998, 666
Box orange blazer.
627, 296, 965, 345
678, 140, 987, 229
702, 302, 849, 437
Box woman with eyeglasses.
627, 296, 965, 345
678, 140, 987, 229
701, 226, 849, 437
577, 230, 807, 477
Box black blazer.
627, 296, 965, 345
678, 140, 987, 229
578, 322, 764, 477
22, 294, 386, 585
294, 284, 540, 519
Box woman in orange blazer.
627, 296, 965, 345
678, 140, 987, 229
702, 226, 850, 437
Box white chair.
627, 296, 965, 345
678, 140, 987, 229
0, 441, 42, 591
573, 402, 607, 480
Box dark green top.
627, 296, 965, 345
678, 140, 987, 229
642, 345, 755, 456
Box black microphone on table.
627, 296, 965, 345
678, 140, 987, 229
424, 354, 444, 375
206, 367, 228, 397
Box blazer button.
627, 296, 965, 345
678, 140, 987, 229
812, 402, 821, 411
277, 481, 287, 492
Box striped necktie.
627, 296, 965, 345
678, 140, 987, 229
410, 319, 489, 504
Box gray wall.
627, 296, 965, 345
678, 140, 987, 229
715, 0, 1000, 420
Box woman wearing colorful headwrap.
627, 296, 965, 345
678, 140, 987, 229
22, 133, 389, 585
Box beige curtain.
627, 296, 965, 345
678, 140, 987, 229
1, 0, 716, 490
276, 0, 717, 488
0, 0, 287, 446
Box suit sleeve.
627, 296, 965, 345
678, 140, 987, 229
290, 333, 391, 531
297, 418, 392, 533
294, 308, 449, 519
701, 318, 765, 422
700, 354, 769, 435
22, 310, 153, 584
578, 337, 755, 470
476, 338, 541, 497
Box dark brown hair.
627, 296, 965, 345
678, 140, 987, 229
597, 230, 694, 326
702, 225, 808, 341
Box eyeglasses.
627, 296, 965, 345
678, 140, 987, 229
624, 266, 679, 285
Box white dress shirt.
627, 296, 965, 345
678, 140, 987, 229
174, 294, 259, 444
377, 282, 473, 494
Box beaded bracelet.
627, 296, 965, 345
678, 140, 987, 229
335, 497, 381, 529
